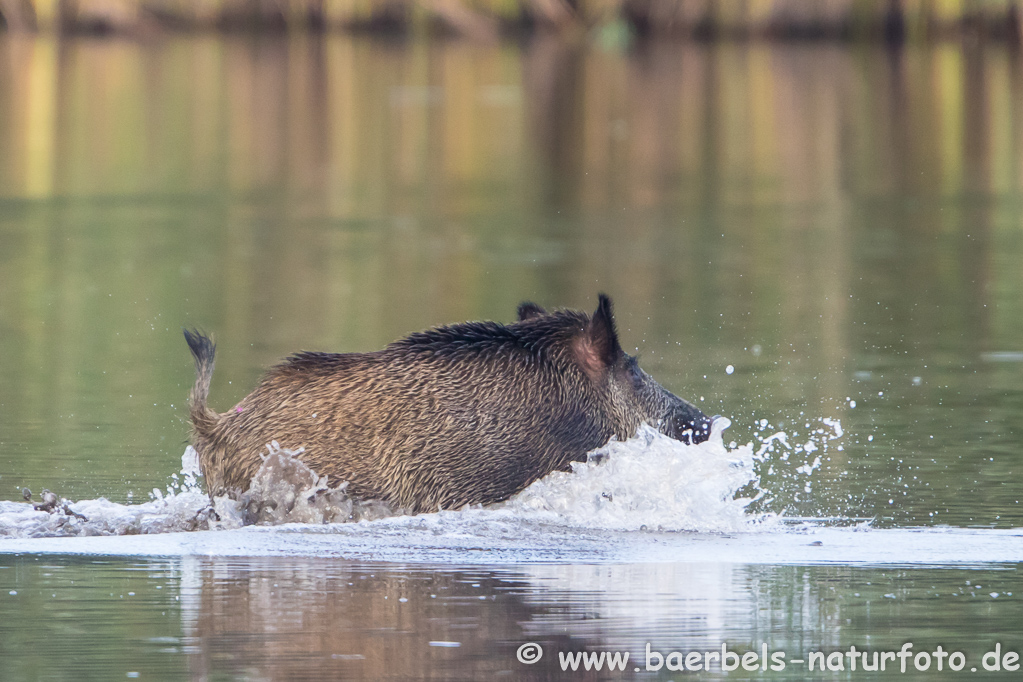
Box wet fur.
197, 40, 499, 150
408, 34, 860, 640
185, 295, 708, 514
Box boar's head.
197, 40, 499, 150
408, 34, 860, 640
521, 294, 718, 446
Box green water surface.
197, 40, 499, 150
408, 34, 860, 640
0, 34, 1021, 680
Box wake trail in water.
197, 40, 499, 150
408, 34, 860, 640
0, 419, 769, 539
1, 415, 1021, 565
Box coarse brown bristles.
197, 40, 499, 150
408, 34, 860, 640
184, 294, 713, 514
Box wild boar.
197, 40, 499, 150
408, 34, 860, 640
185, 294, 716, 514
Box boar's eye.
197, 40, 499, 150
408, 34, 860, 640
625, 356, 644, 385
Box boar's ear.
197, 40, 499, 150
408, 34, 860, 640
574, 293, 623, 380
517, 301, 547, 321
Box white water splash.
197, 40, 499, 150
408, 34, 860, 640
501, 420, 767, 533
0, 491, 214, 538
226, 442, 395, 526
0, 442, 399, 539
750, 415, 846, 506
0, 417, 805, 539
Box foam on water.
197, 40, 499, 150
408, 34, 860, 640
499, 420, 765, 533
0, 491, 214, 538
0, 412, 909, 548
0, 442, 404, 539
1, 418, 1022, 564
0, 418, 768, 539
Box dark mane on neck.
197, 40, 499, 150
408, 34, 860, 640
389, 310, 588, 358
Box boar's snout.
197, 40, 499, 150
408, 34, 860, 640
662, 399, 721, 445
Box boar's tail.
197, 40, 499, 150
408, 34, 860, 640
183, 329, 220, 436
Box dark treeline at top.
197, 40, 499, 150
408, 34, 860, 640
2, 0, 1022, 42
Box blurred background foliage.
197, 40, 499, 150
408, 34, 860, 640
2, 0, 1023, 41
